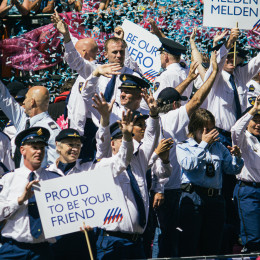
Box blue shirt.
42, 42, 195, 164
176, 138, 244, 189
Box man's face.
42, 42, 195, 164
248, 115, 260, 137
105, 41, 125, 66
120, 87, 141, 109
160, 51, 167, 69
133, 118, 146, 143
23, 90, 33, 116
111, 138, 122, 155
20, 142, 46, 168
56, 138, 82, 163
223, 54, 240, 73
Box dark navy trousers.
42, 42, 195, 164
0, 237, 53, 260
233, 182, 260, 252
178, 191, 225, 257
96, 230, 146, 260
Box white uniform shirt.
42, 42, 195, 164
95, 116, 160, 233
159, 104, 189, 190
246, 79, 260, 107
0, 81, 61, 168
231, 112, 260, 183
0, 166, 59, 243
153, 62, 193, 103
203, 45, 260, 131
0, 132, 14, 174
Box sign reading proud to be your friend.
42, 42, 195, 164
203, 0, 260, 30
34, 166, 124, 239
122, 19, 162, 82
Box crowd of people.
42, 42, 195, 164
0, 0, 260, 259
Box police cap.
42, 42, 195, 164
132, 111, 149, 121
158, 37, 187, 56
55, 128, 83, 142
157, 87, 187, 107
119, 74, 150, 90
15, 127, 50, 148
110, 122, 122, 140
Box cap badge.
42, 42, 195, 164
37, 128, 43, 136
122, 75, 127, 81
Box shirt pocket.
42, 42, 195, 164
221, 87, 234, 106
211, 154, 221, 171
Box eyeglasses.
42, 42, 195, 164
62, 142, 83, 149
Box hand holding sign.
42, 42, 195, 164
226, 27, 240, 49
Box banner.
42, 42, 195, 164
34, 166, 125, 239
122, 19, 162, 82
203, 0, 260, 31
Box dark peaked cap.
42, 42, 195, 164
158, 37, 187, 56
15, 127, 50, 148
55, 128, 83, 142
119, 74, 150, 90
157, 87, 187, 107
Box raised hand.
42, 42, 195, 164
141, 88, 158, 117
117, 110, 135, 141
226, 27, 240, 49
92, 92, 115, 126
92, 63, 122, 78
51, 10, 69, 37
202, 128, 219, 144
187, 61, 199, 81
18, 180, 39, 205
154, 138, 174, 163
227, 145, 242, 157
148, 18, 164, 38
190, 27, 197, 42
114, 26, 124, 39
213, 29, 228, 47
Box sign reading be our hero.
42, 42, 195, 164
203, 0, 260, 30
122, 19, 162, 82
34, 166, 124, 239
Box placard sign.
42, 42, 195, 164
122, 19, 162, 82
34, 166, 124, 239
203, 0, 260, 30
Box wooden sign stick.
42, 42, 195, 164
83, 222, 94, 260
233, 22, 238, 66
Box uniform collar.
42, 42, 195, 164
29, 112, 48, 126
22, 166, 43, 180
187, 138, 199, 147
166, 62, 182, 71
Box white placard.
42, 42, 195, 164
203, 0, 260, 30
34, 166, 124, 239
122, 19, 162, 82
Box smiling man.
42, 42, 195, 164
0, 127, 60, 259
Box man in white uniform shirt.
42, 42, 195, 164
153, 37, 193, 102
0, 127, 60, 259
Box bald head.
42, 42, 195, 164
75, 38, 98, 61
23, 86, 50, 117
